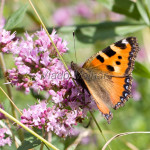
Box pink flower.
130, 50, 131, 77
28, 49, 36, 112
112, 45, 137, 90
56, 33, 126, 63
109, 12, 124, 21
4, 28, 97, 138
21, 99, 96, 138
6, 28, 68, 93
0, 29, 16, 53
0, 128, 12, 146
76, 3, 92, 18
0, 17, 5, 29
81, 134, 97, 145
53, 7, 73, 26
137, 47, 146, 62
132, 81, 141, 101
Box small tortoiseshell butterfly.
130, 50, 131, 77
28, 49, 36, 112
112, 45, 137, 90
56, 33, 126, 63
71, 37, 139, 123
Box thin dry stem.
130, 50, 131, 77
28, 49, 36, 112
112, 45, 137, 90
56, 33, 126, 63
102, 131, 150, 150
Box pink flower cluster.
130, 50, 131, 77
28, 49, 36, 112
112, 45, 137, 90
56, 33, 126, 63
4, 28, 96, 137
75, 3, 92, 19
52, 1, 125, 26
132, 81, 141, 101
0, 17, 5, 29
0, 128, 11, 146
0, 29, 16, 53
6, 29, 68, 93
21, 99, 96, 137
53, 3, 93, 26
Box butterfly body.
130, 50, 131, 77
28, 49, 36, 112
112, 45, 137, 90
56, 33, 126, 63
71, 37, 139, 123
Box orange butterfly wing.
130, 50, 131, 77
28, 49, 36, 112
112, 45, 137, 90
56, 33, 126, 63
82, 77, 113, 123
105, 75, 133, 109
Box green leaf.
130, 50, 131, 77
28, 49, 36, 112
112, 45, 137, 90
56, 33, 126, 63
11, 27, 25, 34
74, 22, 145, 43
26, 10, 41, 25
49, 22, 145, 45
52, 136, 65, 150
4, 4, 28, 30
115, 25, 146, 35
98, 0, 140, 20
136, 0, 150, 25
17, 136, 41, 150
145, 0, 150, 14
133, 61, 150, 78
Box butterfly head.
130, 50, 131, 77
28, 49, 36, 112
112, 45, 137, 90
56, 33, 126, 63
71, 61, 91, 94
71, 61, 78, 71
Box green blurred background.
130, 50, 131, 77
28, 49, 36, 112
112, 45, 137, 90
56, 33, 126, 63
1, 0, 150, 149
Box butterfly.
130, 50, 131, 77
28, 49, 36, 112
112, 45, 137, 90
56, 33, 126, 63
71, 37, 140, 123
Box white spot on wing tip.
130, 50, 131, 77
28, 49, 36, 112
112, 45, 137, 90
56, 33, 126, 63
122, 39, 128, 44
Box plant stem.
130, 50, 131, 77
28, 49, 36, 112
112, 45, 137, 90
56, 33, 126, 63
0, 108, 59, 150
0, 86, 22, 115
0, 53, 17, 117
90, 111, 111, 150
0, 54, 24, 141
40, 128, 47, 150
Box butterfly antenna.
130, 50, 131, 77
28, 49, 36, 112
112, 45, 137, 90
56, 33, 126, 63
73, 31, 77, 63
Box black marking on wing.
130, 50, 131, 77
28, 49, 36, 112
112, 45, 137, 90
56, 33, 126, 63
125, 37, 140, 75
118, 56, 122, 59
107, 65, 114, 71
114, 40, 126, 49
102, 46, 116, 57
114, 76, 132, 110
116, 61, 121, 65
96, 55, 104, 63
